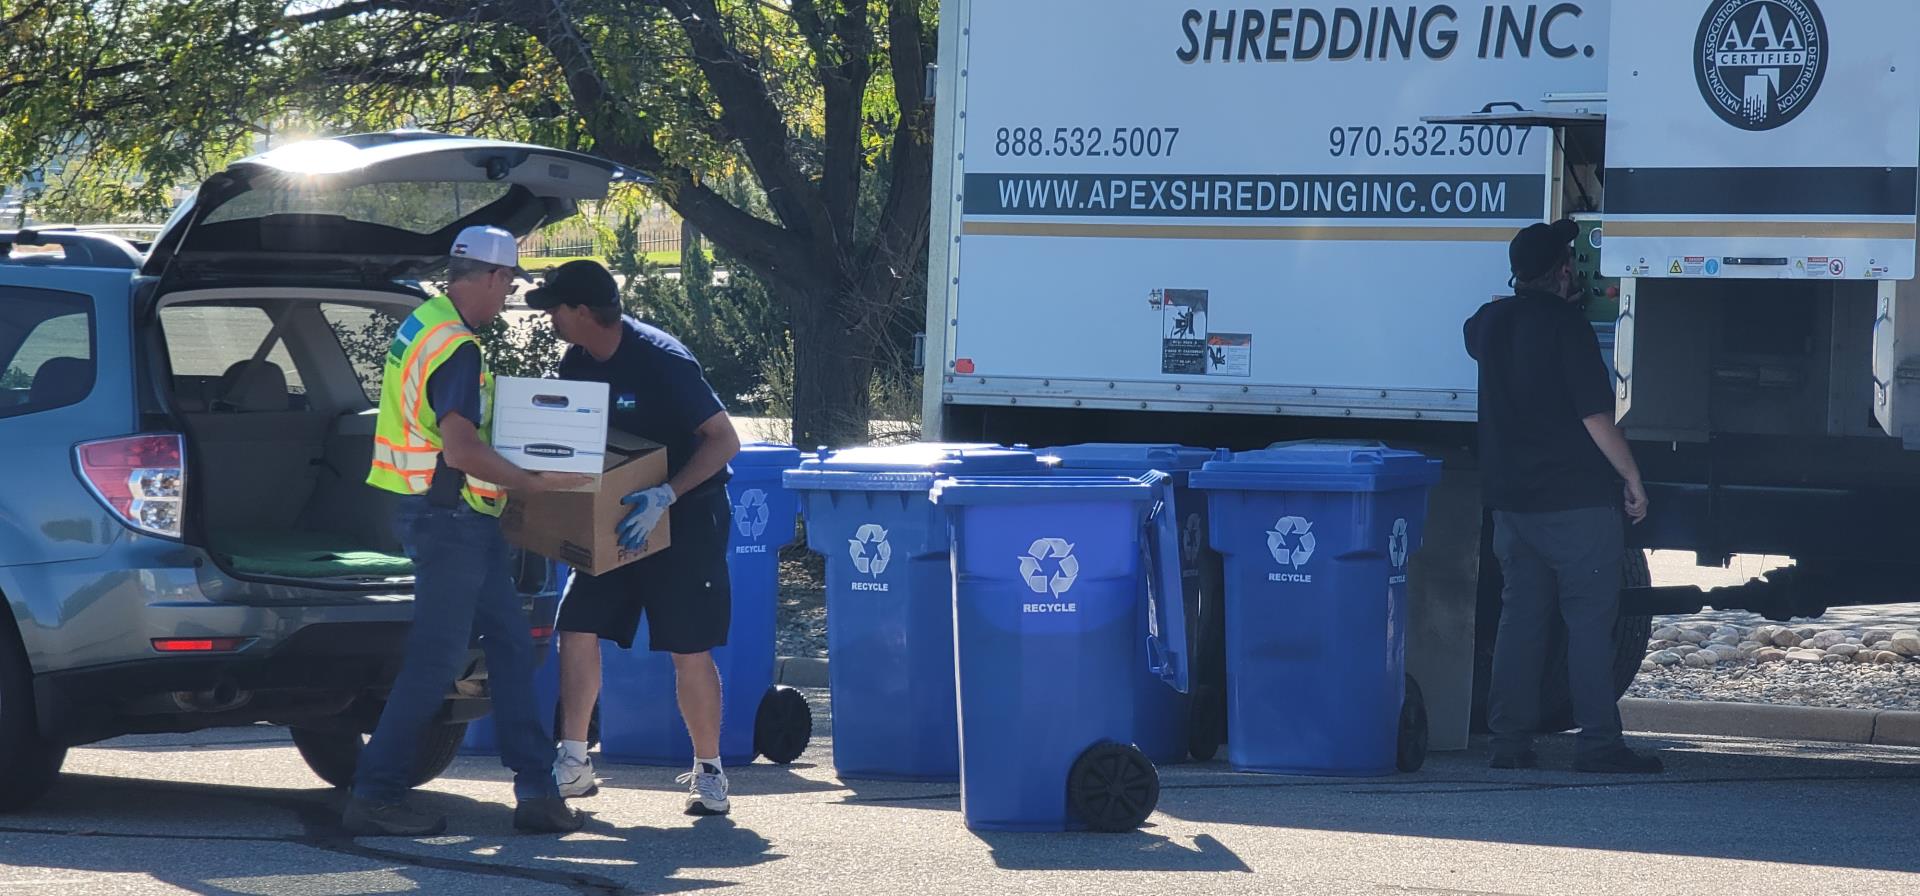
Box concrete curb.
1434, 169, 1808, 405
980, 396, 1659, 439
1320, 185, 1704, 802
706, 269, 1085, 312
777, 656, 829, 688
1622, 697, 1920, 748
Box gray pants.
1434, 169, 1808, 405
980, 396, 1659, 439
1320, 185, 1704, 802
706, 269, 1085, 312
1488, 506, 1626, 756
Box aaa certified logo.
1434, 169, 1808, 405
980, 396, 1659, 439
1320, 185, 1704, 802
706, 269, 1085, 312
1389, 518, 1411, 569
1695, 0, 1828, 131
848, 524, 892, 576
1019, 538, 1080, 597
735, 489, 770, 539
1266, 517, 1317, 569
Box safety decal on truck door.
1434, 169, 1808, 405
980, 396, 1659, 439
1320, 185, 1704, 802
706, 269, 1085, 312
1153, 288, 1252, 378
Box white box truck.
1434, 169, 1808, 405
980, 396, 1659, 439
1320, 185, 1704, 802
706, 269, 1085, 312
921, 0, 1920, 751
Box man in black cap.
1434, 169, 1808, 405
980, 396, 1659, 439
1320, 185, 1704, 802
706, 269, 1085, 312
1464, 219, 1660, 774
525, 260, 743, 814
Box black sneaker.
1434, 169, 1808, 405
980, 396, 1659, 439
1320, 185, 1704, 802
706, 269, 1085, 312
1574, 745, 1666, 774
514, 796, 586, 834
1489, 749, 1538, 769
342, 797, 446, 837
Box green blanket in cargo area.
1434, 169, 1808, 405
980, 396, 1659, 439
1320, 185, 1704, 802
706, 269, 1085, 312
212, 531, 413, 580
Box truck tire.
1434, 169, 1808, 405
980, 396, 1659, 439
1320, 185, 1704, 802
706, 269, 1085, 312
0, 625, 65, 812
292, 722, 469, 790
1472, 547, 1653, 734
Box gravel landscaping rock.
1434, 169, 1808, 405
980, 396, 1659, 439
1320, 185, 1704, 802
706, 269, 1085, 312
777, 545, 827, 659
1627, 572, 1920, 710
1627, 661, 1920, 711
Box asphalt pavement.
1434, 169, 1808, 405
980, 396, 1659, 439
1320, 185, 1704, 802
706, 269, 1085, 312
3, 694, 1919, 896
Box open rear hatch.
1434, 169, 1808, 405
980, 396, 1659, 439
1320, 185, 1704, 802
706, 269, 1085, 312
140, 133, 622, 591
143, 131, 629, 283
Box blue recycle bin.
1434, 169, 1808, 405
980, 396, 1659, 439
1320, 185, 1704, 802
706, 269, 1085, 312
597, 443, 812, 767
931, 473, 1189, 832
784, 444, 1051, 781
1190, 442, 1442, 776
1043, 444, 1226, 765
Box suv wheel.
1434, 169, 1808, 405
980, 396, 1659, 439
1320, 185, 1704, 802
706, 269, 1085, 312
292, 722, 469, 790
0, 629, 66, 811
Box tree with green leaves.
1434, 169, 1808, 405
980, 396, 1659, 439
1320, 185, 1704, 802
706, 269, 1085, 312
0, 0, 936, 448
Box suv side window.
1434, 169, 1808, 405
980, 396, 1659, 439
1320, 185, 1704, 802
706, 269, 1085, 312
321, 303, 405, 404
159, 304, 307, 412
0, 286, 96, 418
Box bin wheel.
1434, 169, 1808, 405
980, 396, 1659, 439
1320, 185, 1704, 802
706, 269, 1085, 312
1067, 742, 1159, 833
1397, 675, 1430, 773
753, 685, 812, 765
553, 700, 601, 750
1187, 684, 1226, 762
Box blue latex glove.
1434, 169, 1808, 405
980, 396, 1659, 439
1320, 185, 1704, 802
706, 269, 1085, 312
617, 483, 677, 550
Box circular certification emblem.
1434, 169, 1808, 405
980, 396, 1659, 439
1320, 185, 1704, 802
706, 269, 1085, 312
1695, 0, 1828, 131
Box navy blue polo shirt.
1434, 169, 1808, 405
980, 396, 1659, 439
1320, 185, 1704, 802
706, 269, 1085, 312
559, 316, 728, 490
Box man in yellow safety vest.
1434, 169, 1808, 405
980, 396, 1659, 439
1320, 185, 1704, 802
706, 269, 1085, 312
346, 225, 592, 837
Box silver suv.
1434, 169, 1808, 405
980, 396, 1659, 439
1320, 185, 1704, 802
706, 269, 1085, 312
0, 133, 619, 810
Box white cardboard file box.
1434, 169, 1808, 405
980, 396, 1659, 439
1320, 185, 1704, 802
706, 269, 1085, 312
491, 376, 610, 487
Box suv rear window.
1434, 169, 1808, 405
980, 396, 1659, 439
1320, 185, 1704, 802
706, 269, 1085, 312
0, 286, 95, 418
202, 181, 513, 235
322, 303, 404, 403
159, 305, 307, 412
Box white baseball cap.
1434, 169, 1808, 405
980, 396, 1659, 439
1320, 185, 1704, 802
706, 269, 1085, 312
449, 225, 530, 279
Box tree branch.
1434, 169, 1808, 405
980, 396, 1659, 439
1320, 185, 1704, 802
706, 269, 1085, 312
502, 0, 816, 290
807, 0, 874, 258
858, 0, 934, 301
660, 0, 824, 238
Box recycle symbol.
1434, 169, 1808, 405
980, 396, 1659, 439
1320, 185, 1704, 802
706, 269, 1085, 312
848, 524, 892, 576
735, 489, 770, 540
1389, 518, 1410, 569
1180, 513, 1203, 563
1019, 537, 1080, 597
1266, 516, 1317, 569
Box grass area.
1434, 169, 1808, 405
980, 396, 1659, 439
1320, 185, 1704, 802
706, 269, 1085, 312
522, 250, 702, 270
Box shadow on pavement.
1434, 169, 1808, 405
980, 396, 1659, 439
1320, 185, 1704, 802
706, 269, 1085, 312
1150, 733, 1920, 873
1, 772, 778, 896
980, 831, 1252, 873
438, 755, 848, 797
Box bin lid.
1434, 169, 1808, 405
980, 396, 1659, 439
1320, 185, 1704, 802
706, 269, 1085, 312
731, 442, 803, 471
928, 473, 1158, 506
783, 443, 1049, 492
1189, 440, 1443, 493
1043, 443, 1220, 472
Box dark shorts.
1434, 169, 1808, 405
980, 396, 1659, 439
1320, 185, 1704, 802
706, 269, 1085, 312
556, 486, 732, 654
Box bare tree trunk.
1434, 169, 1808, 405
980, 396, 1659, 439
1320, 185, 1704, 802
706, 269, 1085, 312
787, 285, 876, 450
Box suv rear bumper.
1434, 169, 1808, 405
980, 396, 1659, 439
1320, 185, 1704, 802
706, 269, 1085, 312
34, 605, 559, 747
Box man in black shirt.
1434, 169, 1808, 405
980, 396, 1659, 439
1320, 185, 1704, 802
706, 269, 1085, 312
526, 260, 744, 814
1465, 219, 1660, 774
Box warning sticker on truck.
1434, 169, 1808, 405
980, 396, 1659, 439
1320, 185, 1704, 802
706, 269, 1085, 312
1159, 288, 1209, 375
1206, 333, 1252, 377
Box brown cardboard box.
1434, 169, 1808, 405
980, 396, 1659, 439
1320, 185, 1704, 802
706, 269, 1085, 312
499, 431, 672, 575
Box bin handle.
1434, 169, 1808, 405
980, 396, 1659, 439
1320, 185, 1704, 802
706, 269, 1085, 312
1141, 487, 1191, 695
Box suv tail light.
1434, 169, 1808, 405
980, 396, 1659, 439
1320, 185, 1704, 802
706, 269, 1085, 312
76, 434, 186, 539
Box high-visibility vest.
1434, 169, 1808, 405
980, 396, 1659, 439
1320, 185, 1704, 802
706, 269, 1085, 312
366, 295, 506, 516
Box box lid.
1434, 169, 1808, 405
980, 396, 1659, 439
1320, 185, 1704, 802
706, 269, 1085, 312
1189, 440, 1443, 494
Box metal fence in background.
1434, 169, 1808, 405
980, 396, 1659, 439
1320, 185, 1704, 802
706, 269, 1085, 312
520, 212, 682, 259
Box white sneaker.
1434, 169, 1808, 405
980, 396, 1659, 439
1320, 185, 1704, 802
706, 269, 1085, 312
554, 752, 599, 799
677, 763, 730, 816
